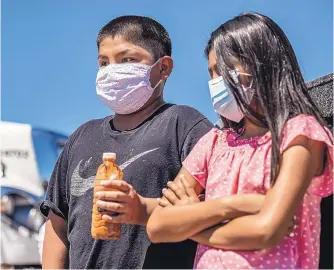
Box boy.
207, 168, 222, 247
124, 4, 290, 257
41, 15, 213, 269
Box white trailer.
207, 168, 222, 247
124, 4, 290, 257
0, 121, 67, 268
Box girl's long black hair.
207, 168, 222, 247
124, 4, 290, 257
205, 12, 330, 184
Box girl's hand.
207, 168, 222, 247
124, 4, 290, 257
158, 175, 200, 207
286, 216, 296, 236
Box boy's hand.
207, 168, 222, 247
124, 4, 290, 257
95, 180, 144, 225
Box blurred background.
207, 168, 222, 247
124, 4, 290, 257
1, 0, 333, 269
2, 0, 333, 134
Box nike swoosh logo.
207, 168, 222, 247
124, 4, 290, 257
119, 148, 159, 170
70, 158, 95, 196
70, 148, 160, 196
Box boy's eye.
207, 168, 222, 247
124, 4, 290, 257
121, 58, 135, 63
99, 61, 109, 67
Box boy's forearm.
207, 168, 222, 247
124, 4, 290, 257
138, 196, 159, 226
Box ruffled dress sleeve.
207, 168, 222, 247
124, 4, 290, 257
280, 115, 333, 197
182, 128, 218, 188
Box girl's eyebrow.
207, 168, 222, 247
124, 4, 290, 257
208, 64, 219, 75
213, 64, 219, 74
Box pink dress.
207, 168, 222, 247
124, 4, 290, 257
183, 114, 333, 269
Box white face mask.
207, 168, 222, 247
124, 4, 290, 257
96, 60, 162, 115
208, 69, 253, 123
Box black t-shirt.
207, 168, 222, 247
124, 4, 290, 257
40, 104, 213, 269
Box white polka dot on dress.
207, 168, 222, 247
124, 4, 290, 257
183, 116, 333, 270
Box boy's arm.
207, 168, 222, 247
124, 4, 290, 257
42, 211, 69, 269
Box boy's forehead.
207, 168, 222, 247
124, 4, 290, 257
98, 36, 153, 58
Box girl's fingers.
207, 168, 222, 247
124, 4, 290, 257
162, 188, 178, 205
167, 181, 186, 199
286, 216, 296, 236
198, 194, 205, 201
157, 198, 170, 207
180, 176, 197, 198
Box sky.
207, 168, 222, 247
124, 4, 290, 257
2, 0, 333, 136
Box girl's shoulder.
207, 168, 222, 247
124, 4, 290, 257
282, 114, 333, 198
284, 114, 327, 130
189, 128, 232, 159
196, 127, 228, 145
281, 114, 332, 151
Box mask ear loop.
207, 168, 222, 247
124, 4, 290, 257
148, 57, 166, 90
229, 68, 253, 86
227, 68, 256, 125
151, 57, 163, 68
231, 69, 266, 127
152, 79, 163, 90
239, 73, 253, 89
153, 57, 170, 89
229, 68, 254, 101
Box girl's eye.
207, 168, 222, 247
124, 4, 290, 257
121, 58, 135, 63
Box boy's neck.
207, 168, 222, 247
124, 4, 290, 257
112, 97, 165, 131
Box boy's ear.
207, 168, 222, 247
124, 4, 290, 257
160, 56, 173, 79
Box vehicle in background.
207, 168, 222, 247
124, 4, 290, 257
1, 121, 67, 269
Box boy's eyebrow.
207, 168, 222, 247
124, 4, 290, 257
115, 49, 132, 57
97, 49, 138, 60
97, 54, 108, 60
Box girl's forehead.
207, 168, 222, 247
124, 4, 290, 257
208, 50, 217, 63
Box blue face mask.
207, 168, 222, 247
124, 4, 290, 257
208, 70, 253, 123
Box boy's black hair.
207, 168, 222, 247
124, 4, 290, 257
97, 15, 172, 61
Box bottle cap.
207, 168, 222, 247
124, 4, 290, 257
103, 153, 116, 160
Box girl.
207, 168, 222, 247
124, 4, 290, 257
147, 13, 333, 269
